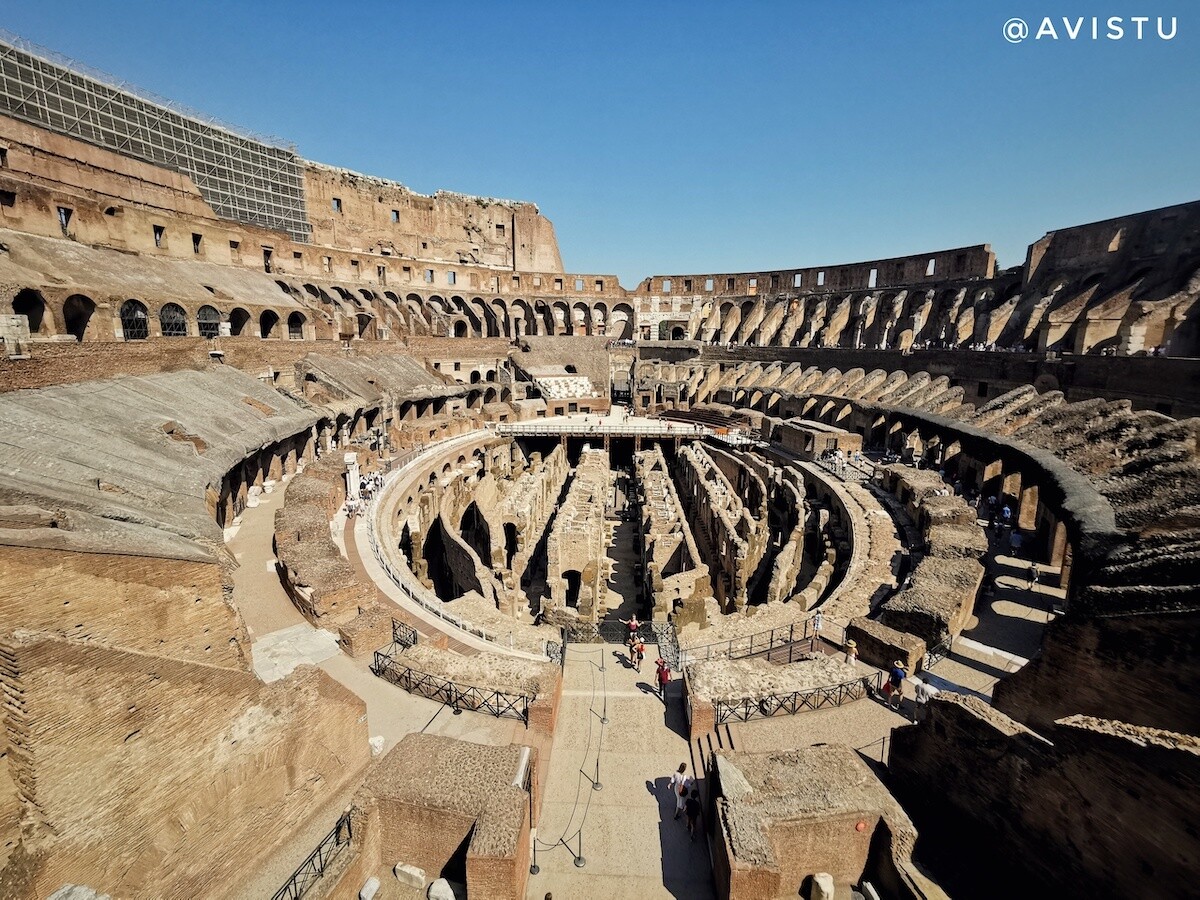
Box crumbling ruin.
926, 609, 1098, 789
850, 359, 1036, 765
0, 31, 1196, 900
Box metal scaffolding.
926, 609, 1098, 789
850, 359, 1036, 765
0, 31, 312, 242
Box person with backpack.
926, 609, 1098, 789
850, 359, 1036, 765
883, 660, 907, 711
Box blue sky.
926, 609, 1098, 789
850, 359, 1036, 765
4, 1, 1196, 286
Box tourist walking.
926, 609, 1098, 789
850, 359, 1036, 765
844, 638, 858, 667
655, 657, 671, 700
1029, 561, 1040, 591
669, 763, 692, 820
810, 610, 824, 650
913, 676, 939, 722
685, 789, 702, 841
633, 638, 646, 673
884, 660, 907, 711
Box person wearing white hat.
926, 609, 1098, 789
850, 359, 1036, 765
844, 639, 858, 667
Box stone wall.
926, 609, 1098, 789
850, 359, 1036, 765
890, 695, 1200, 899
0, 631, 369, 897
992, 609, 1200, 736
0, 544, 246, 669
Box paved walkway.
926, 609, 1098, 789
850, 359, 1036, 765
527, 643, 716, 899
227, 483, 527, 754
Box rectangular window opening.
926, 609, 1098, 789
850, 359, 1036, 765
0, 190, 15, 208
496, 223, 506, 236
425, 269, 435, 283
868, 268, 878, 289
817, 271, 825, 287
57, 206, 73, 234
322, 256, 332, 273
574, 277, 584, 291
554, 278, 563, 291
192, 233, 203, 254
926, 258, 936, 276
595, 279, 604, 292
448, 271, 457, 285
332, 197, 342, 213
391, 209, 400, 223
726, 277, 735, 292
662, 279, 672, 293
793, 273, 802, 288
377, 265, 387, 284
153, 224, 165, 248
705, 277, 714, 292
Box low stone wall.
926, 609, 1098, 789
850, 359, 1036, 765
684, 654, 864, 740
845, 617, 926, 674
274, 456, 375, 627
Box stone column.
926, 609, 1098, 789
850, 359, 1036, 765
345, 453, 361, 501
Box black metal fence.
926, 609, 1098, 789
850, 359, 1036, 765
561, 620, 680, 669
271, 809, 353, 900
712, 671, 883, 725
392, 617, 419, 648
371, 643, 531, 722
679, 616, 845, 666
924, 636, 954, 670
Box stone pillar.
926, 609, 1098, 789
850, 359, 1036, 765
345, 452, 361, 501
1018, 483, 1040, 531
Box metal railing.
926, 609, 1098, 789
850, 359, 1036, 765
361, 434, 556, 661
712, 671, 883, 725
923, 636, 954, 670
371, 642, 532, 723
681, 618, 815, 665
271, 809, 353, 900
392, 617, 419, 648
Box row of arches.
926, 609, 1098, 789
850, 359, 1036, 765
116, 300, 307, 341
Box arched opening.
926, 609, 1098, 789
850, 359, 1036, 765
12, 289, 47, 335
159, 303, 189, 337
469, 370, 482, 384
399, 523, 414, 566
564, 570, 582, 609
62, 294, 95, 341
504, 522, 519, 570
259, 309, 280, 338
197, 304, 221, 339
356, 313, 374, 338
119, 300, 149, 341
421, 518, 458, 601
611, 303, 635, 340
670, 325, 686, 341
287, 311, 306, 340
229, 307, 251, 336
453, 320, 468, 338
460, 502, 491, 565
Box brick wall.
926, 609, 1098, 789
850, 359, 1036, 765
992, 609, 1200, 735
0, 632, 369, 898
0, 545, 246, 668
889, 696, 1200, 899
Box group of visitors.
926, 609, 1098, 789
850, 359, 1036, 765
344, 471, 385, 518
620, 614, 673, 699
880, 659, 940, 721
359, 470, 384, 501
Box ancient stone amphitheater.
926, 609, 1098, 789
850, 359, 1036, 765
0, 34, 1197, 900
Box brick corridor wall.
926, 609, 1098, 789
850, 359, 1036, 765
889, 697, 1200, 899
0, 633, 369, 898
0, 545, 247, 668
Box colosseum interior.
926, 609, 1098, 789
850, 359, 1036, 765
0, 30, 1198, 900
